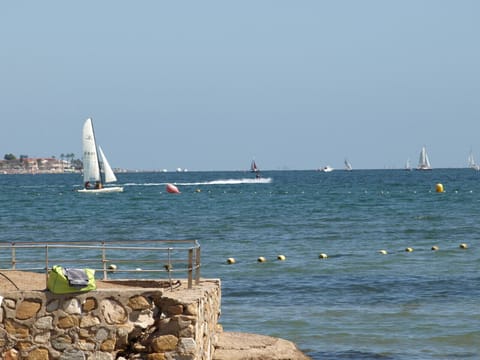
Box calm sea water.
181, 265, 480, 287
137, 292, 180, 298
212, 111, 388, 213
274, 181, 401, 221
0, 169, 479, 359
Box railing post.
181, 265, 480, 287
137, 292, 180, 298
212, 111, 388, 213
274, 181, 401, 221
195, 245, 201, 285
188, 249, 193, 289
11, 242, 16, 270
45, 245, 49, 288
102, 241, 107, 280
167, 247, 172, 287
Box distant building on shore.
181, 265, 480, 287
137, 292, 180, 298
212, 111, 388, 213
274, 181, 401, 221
0, 158, 79, 174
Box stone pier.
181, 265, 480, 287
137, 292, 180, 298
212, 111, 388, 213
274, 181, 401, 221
0, 271, 310, 359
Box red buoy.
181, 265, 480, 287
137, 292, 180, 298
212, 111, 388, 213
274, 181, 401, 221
166, 183, 180, 194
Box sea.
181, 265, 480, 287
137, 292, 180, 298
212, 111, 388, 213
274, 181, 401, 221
0, 169, 478, 360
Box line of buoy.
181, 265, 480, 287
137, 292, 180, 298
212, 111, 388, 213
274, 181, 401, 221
227, 255, 288, 264
225, 243, 469, 264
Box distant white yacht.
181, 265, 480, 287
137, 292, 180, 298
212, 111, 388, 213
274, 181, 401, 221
319, 165, 334, 172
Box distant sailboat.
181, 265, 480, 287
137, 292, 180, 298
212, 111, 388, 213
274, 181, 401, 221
250, 159, 263, 179
467, 150, 480, 170
250, 159, 259, 173
417, 146, 432, 170
77, 118, 123, 193
405, 159, 412, 171
344, 159, 352, 171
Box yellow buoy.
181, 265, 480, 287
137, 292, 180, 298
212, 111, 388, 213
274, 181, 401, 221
226, 257, 236, 264
277, 255, 286, 261
435, 183, 444, 193
257, 256, 267, 263
378, 249, 388, 255
319, 253, 328, 259
431, 245, 439, 251
405, 247, 414, 252
459, 243, 468, 249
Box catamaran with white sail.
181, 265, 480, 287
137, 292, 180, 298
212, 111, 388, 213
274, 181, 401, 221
77, 118, 123, 193
417, 146, 432, 170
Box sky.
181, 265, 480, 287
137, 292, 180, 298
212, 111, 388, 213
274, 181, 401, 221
1, 1, 479, 171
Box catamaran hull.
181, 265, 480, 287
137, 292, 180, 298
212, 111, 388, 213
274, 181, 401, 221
77, 187, 124, 193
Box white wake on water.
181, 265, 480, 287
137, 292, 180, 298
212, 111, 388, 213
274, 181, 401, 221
124, 178, 272, 187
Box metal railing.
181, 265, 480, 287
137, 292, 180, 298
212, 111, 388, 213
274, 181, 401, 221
0, 240, 201, 289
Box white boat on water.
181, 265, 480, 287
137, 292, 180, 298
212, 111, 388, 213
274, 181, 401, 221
320, 165, 334, 172
416, 146, 432, 170
468, 150, 480, 170
77, 118, 123, 193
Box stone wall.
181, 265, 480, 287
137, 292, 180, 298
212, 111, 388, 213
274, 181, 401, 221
0, 279, 221, 360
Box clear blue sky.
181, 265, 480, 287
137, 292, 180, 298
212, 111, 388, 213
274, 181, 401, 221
1, 1, 479, 171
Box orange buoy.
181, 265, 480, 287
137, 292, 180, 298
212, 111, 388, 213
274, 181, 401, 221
166, 183, 180, 194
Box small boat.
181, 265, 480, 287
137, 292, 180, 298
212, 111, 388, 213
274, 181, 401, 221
320, 165, 334, 172
249, 159, 263, 179
77, 118, 123, 193
250, 159, 260, 173
416, 146, 432, 170
344, 159, 352, 171
467, 150, 480, 170
405, 159, 412, 171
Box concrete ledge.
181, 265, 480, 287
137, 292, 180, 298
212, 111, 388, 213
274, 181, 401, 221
213, 332, 312, 360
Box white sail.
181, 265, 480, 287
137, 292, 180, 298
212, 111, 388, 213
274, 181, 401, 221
468, 152, 474, 167
468, 150, 480, 170
79, 118, 123, 193
82, 118, 101, 183
98, 146, 117, 183
405, 159, 412, 171
344, 159, 352, 171
417, 146, 432, 170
